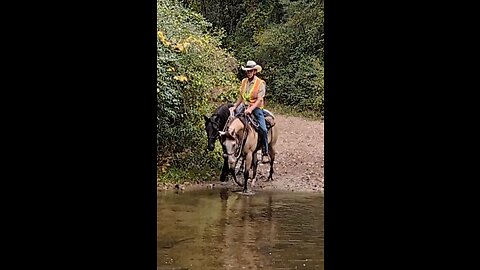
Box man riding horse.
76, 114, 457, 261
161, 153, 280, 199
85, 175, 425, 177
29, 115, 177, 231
230, 60, 270, 164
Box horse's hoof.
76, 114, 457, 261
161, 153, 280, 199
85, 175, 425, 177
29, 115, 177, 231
175, 184, 185, 190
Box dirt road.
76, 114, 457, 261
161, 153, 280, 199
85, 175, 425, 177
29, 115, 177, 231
158, 113, 324, 193
253, 114, 324, 192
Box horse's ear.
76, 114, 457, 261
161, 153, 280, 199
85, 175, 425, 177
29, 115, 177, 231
204, 115, 210, 122
212, 115, 220, 124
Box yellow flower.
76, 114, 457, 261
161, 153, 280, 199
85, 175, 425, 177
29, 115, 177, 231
157, 31, 171, 46
174, 43, 184, 52
173, 42, 190, 53
173, 75, 188, 82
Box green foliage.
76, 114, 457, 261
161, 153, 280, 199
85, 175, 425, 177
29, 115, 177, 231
268, 100, 323, 121
183, 0, 324, 116
157, 146, 224, 184
157, 0, 324, 181
157, 0, 240, 176
253, 0, 324, 115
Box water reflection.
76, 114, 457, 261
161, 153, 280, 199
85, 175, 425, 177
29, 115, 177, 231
157, 188, 323, 269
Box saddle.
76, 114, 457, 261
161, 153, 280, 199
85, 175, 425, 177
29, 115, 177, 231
229, 109, 275, 155
235, 109, 275, 133
249, 109, 275, 131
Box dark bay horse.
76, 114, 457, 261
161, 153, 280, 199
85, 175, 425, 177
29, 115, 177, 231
204, 103, 242, 182
204, 103, 233, 152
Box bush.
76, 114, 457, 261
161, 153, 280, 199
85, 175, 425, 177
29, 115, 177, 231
253, 0, 324, 115
182, 0, 324, 116
157, 0, 240, 176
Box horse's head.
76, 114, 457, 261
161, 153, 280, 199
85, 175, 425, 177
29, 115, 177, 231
219, 127, 239, 169
204, 115, 220, 151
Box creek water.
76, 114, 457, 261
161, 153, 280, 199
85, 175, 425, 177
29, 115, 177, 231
158, 188, 323, 269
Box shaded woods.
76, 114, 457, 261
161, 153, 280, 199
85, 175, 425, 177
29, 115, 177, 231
158, 0, 323, 182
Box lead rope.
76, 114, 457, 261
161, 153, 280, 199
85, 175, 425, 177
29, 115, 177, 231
235, 126, 247, 159
223, 109, 235, 132
225, 106, 248, 159
236, 109, 254, 160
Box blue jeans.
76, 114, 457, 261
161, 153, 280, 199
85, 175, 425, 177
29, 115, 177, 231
235, 103, 245, 115
252, 107, 269, 154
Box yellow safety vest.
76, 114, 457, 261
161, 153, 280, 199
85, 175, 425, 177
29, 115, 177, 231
240, 77, 265, 109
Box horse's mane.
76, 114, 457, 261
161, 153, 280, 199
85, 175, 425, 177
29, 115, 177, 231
230, 114, 254, 136
211, 103, 233, 129
223, 114, 262, 154
236, 115, 249, 130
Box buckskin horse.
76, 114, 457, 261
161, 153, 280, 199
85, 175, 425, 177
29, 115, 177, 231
219, 110, 278, 193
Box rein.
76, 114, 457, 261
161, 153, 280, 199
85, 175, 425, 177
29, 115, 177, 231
234, 115, 251, 159
235, 127, 247, 159
223, 106, 260, 159
223, 128, 245, 159
223, 110, 235, 132
223, 113, 249, 159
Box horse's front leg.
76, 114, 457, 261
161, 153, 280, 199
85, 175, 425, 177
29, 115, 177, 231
243, 152, 253, 193
237, 158, 245, 175
220, 156, 229, 182
267, 147, 276, 181
251, 151, 259, 187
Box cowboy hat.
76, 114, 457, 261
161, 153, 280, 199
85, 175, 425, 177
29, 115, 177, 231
241, 60, 262, 73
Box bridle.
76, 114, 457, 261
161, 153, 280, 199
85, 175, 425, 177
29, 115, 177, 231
221, 120, 247, 159
222, 135, 241, 158
207, 115, 220, 141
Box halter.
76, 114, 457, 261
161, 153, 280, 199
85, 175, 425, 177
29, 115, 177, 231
223, 122, 247, 159
222, 106, 258, 160
207, 114, 221, 140
222, 129, 242, 157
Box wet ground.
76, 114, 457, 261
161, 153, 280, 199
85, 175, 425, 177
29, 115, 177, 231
158, 187, 323, 269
